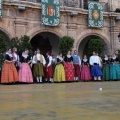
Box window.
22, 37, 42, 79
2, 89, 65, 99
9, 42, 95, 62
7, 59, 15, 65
84, 0, 99, 9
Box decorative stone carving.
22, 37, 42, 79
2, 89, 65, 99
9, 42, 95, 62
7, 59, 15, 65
64, 0, 80, 8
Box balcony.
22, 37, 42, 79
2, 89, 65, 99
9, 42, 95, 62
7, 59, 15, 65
3, 0, 109, 12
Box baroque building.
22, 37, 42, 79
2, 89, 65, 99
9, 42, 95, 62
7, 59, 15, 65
0, 0, 120, 56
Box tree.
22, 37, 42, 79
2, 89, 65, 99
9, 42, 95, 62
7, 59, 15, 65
19, 35, 33, 56
10, 37, 20, 50
88, 38, 103, 56
0, 34, 8, 70
59, 36, 74, 55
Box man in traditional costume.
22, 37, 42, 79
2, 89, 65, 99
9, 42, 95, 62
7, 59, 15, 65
45, 52, 53, 82
72, 50, 81, 81
32, 49, 46, 83
12, 47, 20, 71
89, 51, 102, 81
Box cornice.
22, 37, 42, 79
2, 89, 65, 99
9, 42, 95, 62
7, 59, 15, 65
2, 0, 120, 18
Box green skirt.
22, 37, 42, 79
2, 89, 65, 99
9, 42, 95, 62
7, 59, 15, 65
102, 64, 110, 80
33, 63, 44, 77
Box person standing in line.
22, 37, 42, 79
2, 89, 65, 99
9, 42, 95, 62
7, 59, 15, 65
81, 55, 92, 81
102, 54, 110, 81
53, 53, 65, 82
64, 51, 74, 81
1, 48, 19, 84
19, 49, 33, 83
72, 50, 81, 81
45, 52, 53, 83
12, 47, 20, 71
32, 50, 37, 82
32, 49, 46, 83
110, 53, 119, 80
89, 51, 102, 81
51, 54, 56, 73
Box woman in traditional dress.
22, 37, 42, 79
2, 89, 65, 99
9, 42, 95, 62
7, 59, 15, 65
53, 53, 65, 82
52, 54, 56, 73
64, 51, 74, 81
32, 50, 37, 82
81, 55, 92, 81
102, 54, 110, 81
1, 48, 19, 83
19, 49, 33, 83
12, 47, 20, 71
110, 53, 119, 80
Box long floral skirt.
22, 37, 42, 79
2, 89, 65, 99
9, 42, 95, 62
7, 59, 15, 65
110, 64, 120, 80
53, 63, 65, 82
1, 62, 19, 83
19, 63, 33, 83
81, 65, 92, 80
64, 62, 74, 81
117, 64, 120, 80
102, 64, 110, 80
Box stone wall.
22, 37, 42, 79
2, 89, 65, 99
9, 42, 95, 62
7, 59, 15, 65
0, 0, 120, 56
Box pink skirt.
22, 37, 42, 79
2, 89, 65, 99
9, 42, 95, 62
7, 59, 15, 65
19, 63, 33, 83
81, 65, 92, 80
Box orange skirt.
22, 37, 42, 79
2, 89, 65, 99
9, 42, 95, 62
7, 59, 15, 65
1, 62, 19, 83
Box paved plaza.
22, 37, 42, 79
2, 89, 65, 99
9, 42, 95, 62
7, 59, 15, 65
0, 82, 120, 120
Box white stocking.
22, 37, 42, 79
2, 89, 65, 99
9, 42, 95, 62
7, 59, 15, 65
39, 77, 42, 83
98, 76, 101, 80
50, 78, 53, 82
94, 77, 97, 80
36, 77, 39, 82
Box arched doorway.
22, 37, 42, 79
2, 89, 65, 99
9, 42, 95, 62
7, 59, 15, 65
0, 30, 10, 42
78, 35, 109, 58
30, 32, 60, 56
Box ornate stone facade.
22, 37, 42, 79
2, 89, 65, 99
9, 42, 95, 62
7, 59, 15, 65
0, 0, 120, 56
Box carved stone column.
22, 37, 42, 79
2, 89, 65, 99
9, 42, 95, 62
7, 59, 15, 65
110, 19, 119, 54
67, 23, 78, 50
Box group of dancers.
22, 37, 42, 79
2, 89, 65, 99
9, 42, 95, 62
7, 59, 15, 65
0, 47, 120, 84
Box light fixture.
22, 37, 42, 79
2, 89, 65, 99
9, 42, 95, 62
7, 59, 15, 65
118, 33, 120, 42
18, 6, 25, 11
70, 12, 78, 17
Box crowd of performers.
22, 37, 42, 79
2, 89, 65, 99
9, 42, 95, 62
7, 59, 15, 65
1, 48, 120, 84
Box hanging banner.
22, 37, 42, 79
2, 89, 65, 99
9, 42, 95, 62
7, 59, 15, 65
88, 2, 103, 28
41, 0, 60, 26
0, 0, 2, 18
